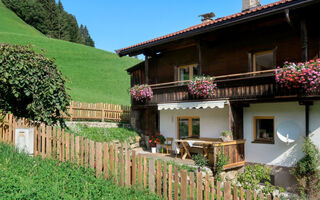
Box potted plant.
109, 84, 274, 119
188, 76, 217, 99
148, 134, 165, 153
275, 59, 320, 91
221, 131, 233, 142
130, 84, 153, 103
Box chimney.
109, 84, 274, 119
199, 12, 216, 23
242, 0, 261, 11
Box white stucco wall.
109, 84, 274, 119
159, 107, 229, 149
244, 101, 320, 167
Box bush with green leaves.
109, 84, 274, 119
0, 142, 159, 199
192, 154, 208, 171
215, 146, 229, 181
237, 164, 284, 195
291, 138, 320, 199
0, 44, 70, 126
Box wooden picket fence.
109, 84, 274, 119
0, 114, 280, 200
66, 101, 130, 122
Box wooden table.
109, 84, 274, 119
175, 139, 220, 160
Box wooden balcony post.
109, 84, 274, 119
144, 54, 149, 84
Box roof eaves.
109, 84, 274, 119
116, 0, 313, 57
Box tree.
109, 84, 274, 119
0, 44, 71, 126
80, 25, 95, 47
2, 0, 95, 47
66, 14, 81, 43
57, 0, 70, 41
38, 0, 60, 38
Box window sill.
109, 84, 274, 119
252, 140, 274, 144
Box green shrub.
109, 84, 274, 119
0, 44, 70, 126
192, 154, 208, 171
237, 164, 284, 195
0, 142, 160, 199
70, 124, 139, 143
291, 138, 320, 199
215, 146, 229, 181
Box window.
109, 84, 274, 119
253, 116, 275, 144
177, 64, 199, 81
177, 117, 200, 139
252, 50, 276, 71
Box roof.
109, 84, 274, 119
116, 0, 314, 57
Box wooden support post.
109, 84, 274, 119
144, 54, 149, 84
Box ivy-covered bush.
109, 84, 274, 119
275, 59, 320, 91
291, 138, 320, 199
0, 44, 70, 126
188, 76, 217, 98
130, 84, 153, 102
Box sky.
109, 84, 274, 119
60, 0, 277, 53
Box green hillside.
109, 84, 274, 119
0, 1, 139, 105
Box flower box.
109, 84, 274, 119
188, 76, 217, 99
130, 84, 153, 103
275, 59, 320, 91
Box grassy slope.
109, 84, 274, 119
0, 1, 139, 105
0, 143, 160, 199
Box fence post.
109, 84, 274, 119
70, 101, 73, 121
148, 159, 155, 193
197, 172, 203, 200
101, 103, 104, 122
168, 165, 173, 200
180, 170, 187, 200
96, 142, 102, 177
174, 166, 179, 200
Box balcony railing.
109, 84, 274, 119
135, 69, 320, 105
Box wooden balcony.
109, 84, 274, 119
137, 70, 320, 106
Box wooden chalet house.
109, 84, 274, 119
117, 0, 320, 190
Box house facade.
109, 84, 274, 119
117, 0, 320, 190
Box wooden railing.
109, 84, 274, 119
0, 114, 281, 200
140, 71, 320, 105
67, 101, 130, 122
212, 140, 246, 170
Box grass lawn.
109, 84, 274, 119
69, 125, 139, 143
0, 143, 160, 200
0, 1, 140, 105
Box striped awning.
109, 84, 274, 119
157, 100, 228, 111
